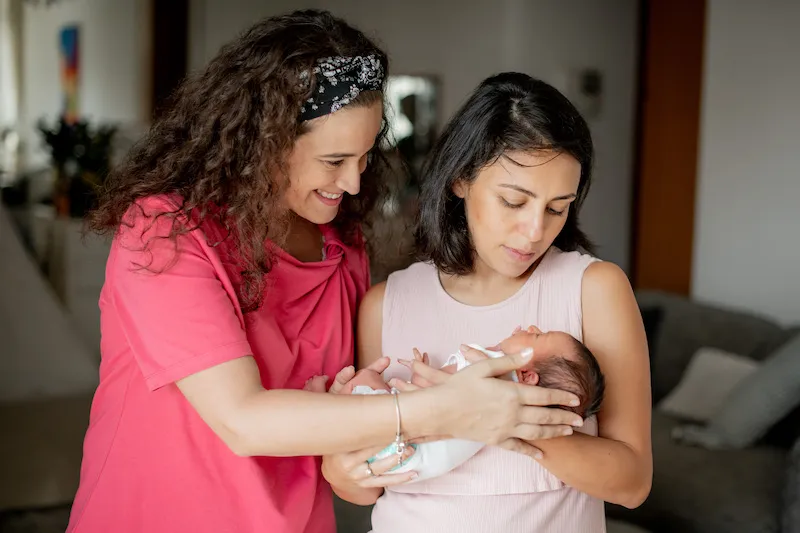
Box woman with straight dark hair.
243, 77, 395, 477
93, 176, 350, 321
67, 13, 583, 533
335, 72, 652, 532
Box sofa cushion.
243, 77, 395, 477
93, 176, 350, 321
672, 333, 800, 451
634, 290, 792, 402
656, 347, 760, 422
608, 411, 786, 533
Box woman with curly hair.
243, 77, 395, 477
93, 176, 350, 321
66, 10, 583, 533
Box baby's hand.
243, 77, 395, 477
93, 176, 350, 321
412, 348, 429, 365
303, 375, 329, 393
327, 357, 392, 395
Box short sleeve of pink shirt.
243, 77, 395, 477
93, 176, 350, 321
108, 198, 252, 390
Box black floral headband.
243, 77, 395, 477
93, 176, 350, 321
299, 55, 385, 121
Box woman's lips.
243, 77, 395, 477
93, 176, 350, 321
503, 245, 535, 262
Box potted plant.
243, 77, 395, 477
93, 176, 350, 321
37, 116, 117, 218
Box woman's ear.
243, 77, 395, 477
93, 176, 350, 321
452, 179, 468, 199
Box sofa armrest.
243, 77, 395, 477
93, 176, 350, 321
783, 435, 800, 531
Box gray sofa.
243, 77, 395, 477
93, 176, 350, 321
606, 290, 800, 533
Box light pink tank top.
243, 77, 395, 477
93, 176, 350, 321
371, 247, 606, 533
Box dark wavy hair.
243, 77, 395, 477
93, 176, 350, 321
415, 72, 594, 275
88, 10, 390, 312
535, 339, 605, 419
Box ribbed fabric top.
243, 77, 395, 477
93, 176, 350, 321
371, 247, 606, 533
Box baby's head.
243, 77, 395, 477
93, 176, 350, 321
499, 328, 605, 419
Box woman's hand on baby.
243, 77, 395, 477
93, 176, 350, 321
410, 348, 584, 460
322, 442, 418, 489
321, 355, 418, 490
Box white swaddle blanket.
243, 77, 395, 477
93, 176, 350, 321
353, 344, 518, 483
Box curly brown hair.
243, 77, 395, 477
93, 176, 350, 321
88, 10, 390, 312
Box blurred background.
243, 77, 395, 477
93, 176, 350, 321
0, 1, 798, 532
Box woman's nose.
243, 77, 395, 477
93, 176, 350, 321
523, 213, 544, 242
336, 167, 361, 196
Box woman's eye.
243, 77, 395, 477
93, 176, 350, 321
324, 159, 344, 168
547, 207, 566, 216
500, 197, 524, 209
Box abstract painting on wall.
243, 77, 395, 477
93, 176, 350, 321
59, 24, 80, 124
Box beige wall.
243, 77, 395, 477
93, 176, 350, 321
692, 0, 800, 325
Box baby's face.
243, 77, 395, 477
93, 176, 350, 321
497, 327, 603, 418
497, 328, 580, 381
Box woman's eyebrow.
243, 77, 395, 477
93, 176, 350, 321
498, 183, 576, 201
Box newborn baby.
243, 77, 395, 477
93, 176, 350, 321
490, 327, 605, 419
345, 328, 606, 482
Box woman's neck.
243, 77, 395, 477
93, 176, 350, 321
284, 214, 323, 262
439, 255, 539, 307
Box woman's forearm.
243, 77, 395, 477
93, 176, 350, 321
533, 433, 652, 508
233, 389, 440, 457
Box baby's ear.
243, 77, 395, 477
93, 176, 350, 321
516, 370, 539, 386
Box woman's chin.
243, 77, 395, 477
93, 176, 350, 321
293, 205, 340, 226
496, 259, 536, 280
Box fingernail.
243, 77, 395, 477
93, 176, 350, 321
534, 451, 543, 460
570, 398, 580, 406
520, 348, 533, 361
563, 427, 573, 436
410, 472, 418, 479
573, 418, 583, 427
398, 359, 411, 366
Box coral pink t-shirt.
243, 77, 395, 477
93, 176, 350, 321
67, 197, 370, 533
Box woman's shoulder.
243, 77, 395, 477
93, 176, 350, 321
385, 260, 437, 286
361, 261, 435, 310
582, 260, 631, 300
112, 194, 228, 275
119, 194, 226, 244
545, 246, 601, 272
545, 246, 629, 290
